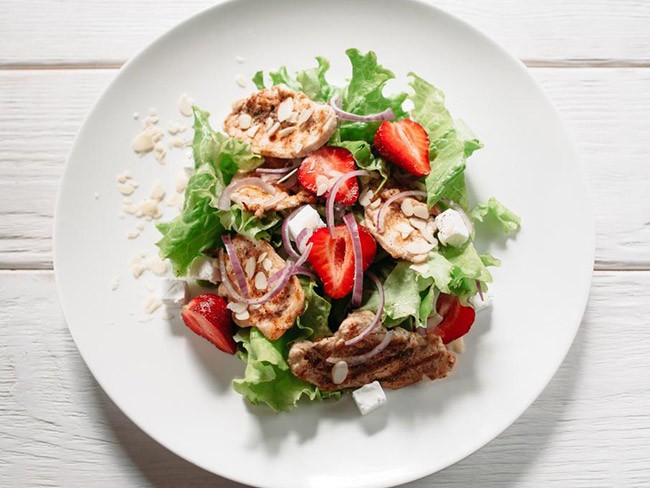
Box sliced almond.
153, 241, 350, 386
395, 221, 414, 239
262, 258, 273, 272
257, 252, 268, 264
331, 360, 349, 385
244, 257, 256, 279
267, 121, 280, 137
297, 107, 313, 126
245, 124, 260, 137
401, 199, 414, 217
412, 202, 430, 220
238, 113, 252, 130
254, 271, 268, 290
316, 175, 330, 196
278, 126, 296, 137
227, 302, 247, 314
277, 98, 294, 122
359, 189, 374, 207
265, 117, 274, 130
235, 310, 250, 321
409, 217, 427, 231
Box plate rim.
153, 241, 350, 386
53, 0, 595, 486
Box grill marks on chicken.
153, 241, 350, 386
288, 310, 456, 391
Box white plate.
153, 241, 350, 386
54, 1, 594, 486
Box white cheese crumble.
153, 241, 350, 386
352, 381, 387, 415
287, 205, 325, 241
434, 209, 470, 247
160, 279, 189, 308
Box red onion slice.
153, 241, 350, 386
268, 243, 313, 287
376, 190, 428, 233
327, 330, 394, 365
222, 235, 249, 298
345, 272, 384, 346
281, 205, 307, 260
343, 213, 364, 307
255, 162, 299, 175
329, 95, 395, 123
476, 281, 484, 301
326, 170, 369, 230
220, 252, 300, 306
218, 177, 278, 211
295, 228, 312, 254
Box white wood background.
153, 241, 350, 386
1, 1, 649, 487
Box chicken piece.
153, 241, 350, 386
364, 187, 438, 264
218, 236, 304, 340
288, 310, 456, 391
224, 85, 337, 159
230, 181, 316, 218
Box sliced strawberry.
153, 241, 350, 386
181, 293, 236, 354
297, 146, 359, 205
307, 224, 376, 299
373, 119, 430, 177
432, 293, 476, 344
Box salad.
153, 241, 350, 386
156, 49, 520, 413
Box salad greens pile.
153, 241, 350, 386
156, 49, 520, 412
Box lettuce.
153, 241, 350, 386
472, 198, 521, 233
295, 279, 333, 341
233, 328, 329, 413
156, 108, 265, 275
329, 139, 390, 190
252, 57, 335, 103
408, 73, 482, 209
337, 49, 408, 143
218, 204, 279, 241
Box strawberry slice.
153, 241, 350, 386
297, 146, 359, 205
307, 224, 376, 299
432, 293, 476, 344
373, 119, 431, 177
181, 293, 236, 354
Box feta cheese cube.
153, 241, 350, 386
352, 381, 387, 415
160, 279, 189, 307
189, 257, 220, 284
434, 209, 470, 247
470, 288, 494, 313
287, 205, 325, 241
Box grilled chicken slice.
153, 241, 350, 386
218, 236, 304, 340
230, 180, 316, 218
224, 85, 337, 159
364, 188, 438, 264
288, 310, 456, 391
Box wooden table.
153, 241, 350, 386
1, 1, 649, 486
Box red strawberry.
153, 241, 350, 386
307, 224, 376, 299
373, 119, 431, 177
297, 146, 359, 205
181, 293, 236, 354
432, 293, 476, 344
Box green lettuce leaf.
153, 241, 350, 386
471, 198, 521, 233
441, 244, 493, 298
295, 279, 332, 341
480, 253, 502, 267
218, 204, 279, 241
330, 139, 390, 190
156, 108, 264, 275
410, 251, 455, 294
251, 57, 335, 102
336, 49, 408, 143
408, 73, 482, 208
233, 328, 337, 412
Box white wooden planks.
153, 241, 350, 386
1, 270, 648, 487
2, 1, 650, 66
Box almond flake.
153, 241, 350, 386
235, 74, 247, 88
359, 189, 374, 207
227, 302, 247, 314
235, 310, 250, 321
401, 199, 414, 217
238, 113, 252, 130
278, 126, 296, 137
405, 241, 435, 255
257, 252, 268, 263
412, 202, 430, 220
265, 117, 274, 130
332, 361, 349, 385
262, 258, 273, 272
267, 121, 280, 137
254, 272, 268, 290
277, 98, 294, 122
297, 108, 313, 126
409, 217, 427, 231
244, 257, 256, 279
245, 124, 260, 137
316, 175, 330, 196
395, 222, 414, 239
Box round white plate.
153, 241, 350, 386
54, 1, 594, 486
